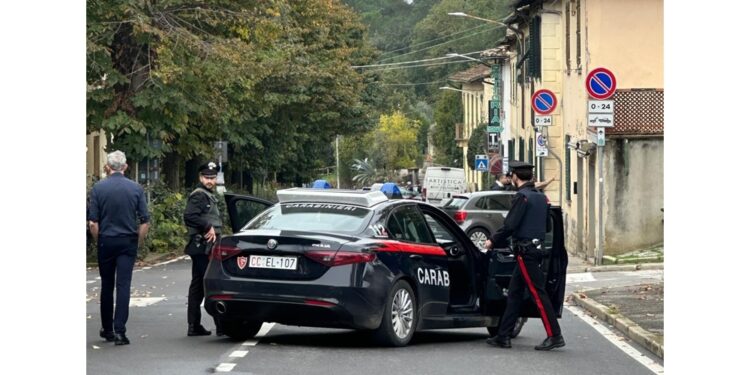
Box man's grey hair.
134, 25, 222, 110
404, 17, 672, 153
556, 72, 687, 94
107, 150, 127, 172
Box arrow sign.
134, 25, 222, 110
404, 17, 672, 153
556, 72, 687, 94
586, 67, 617, 99
531, 89, 557, 115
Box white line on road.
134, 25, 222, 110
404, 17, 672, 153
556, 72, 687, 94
229, 350, 248, 358
214, 323, 275, 372
129, 297, 166, 307
565, 304, 664, 374
87, 280, 96, 284
566, 272, 596, 283
152, 255, 189, 267
215, 363, 236, 372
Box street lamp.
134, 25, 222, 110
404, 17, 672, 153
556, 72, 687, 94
445, 53, 490, 67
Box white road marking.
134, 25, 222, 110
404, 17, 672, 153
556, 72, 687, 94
129, 297, 165, 307
215, 363, 236, 372
566, 272, 596, 283
229, 350, 248, 358
214, 323, 275, 372
87, 280, 96, 284
152, 255, 189, 267
241, 323, 275, 347
565, 304, 664, 374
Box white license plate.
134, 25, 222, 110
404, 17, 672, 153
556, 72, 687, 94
248, 255, 298, 270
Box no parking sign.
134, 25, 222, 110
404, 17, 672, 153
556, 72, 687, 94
586, 67, 617, 99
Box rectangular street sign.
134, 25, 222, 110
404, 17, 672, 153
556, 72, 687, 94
487, 132, 499, 149
534, 115, 552, 127
588, 100, 614, 114
596, 127, 606, 146
487, 126, 501, 133
488, 99, 501, 127
587, 113, 614, 128
475, 155, 489, 172
536, 144, 548, 157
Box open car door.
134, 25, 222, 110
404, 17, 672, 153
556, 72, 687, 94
482, 206, 568, 319
224, 193, 275, 233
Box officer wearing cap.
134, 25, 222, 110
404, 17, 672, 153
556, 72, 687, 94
484, 161, 565, 351
183, 162, 223, 336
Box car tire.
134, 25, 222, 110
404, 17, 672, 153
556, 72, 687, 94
220, 319, 263, 341
468, 227, 491, 250
486, 317, 527, 338
373, 280, 417, 347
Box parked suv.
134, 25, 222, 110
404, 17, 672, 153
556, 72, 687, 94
440, 191, 516, 249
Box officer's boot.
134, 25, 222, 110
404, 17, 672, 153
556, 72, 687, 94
486, 335, 512, 348
534, 335, 565, 351
188, 324, 212, 336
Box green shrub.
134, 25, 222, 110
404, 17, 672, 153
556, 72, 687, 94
142, 183, 188, 257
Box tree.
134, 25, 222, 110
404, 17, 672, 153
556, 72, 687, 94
432, 91, 462, 167
87, 0, 380, 189
466, 122, 488, 169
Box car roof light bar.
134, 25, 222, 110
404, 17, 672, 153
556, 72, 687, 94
277, 188, 389, 208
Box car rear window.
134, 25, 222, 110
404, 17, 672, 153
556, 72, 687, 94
243, 203, 372, 233
443, 197, 468, 209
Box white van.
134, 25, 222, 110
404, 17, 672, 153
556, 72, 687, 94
421, 167, 467, 205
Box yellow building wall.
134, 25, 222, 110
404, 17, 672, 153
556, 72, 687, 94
587, 0, 664, 89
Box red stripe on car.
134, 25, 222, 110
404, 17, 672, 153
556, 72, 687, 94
372, 240, 446, 257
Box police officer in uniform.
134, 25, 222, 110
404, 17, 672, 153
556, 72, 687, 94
184, 162, 223, 336
484, 161, 565, 351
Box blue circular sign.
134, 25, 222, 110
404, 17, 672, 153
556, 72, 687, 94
531, 89, 557, 114
586, 67, 617, 99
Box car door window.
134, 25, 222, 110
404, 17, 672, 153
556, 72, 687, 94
474, 197, 487, 210
387, 206, 434, 243
544, 212, 554, 249
487, 195, 512, 210
423, 214, 459, 245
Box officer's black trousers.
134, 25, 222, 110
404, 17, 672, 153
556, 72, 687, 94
98, 236, 137, 334
497, 251, 561, 338
187, 254, 219, 328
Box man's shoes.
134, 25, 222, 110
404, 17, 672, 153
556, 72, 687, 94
188, 324, 212, 336
99, 328, 115, 342
534, 335, 565, 351
486, 335, 512, 348
114, 333, 130, 346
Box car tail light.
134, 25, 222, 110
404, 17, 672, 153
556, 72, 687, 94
304, 299, 337, 307
210, 244, 242, 261
454, 210, 468, 224
305, 251, 375, 267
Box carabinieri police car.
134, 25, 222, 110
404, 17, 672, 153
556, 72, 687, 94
204, 188, 568, 346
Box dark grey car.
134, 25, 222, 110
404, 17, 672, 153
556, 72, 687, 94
440, 191, 515, 250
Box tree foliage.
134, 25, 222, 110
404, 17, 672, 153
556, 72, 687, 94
87, 0, 379, 186
432, 91, 462, 167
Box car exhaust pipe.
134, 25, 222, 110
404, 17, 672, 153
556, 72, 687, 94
215, 301, 227, 315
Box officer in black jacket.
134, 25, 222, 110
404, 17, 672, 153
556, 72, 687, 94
184, 162, 223, 336
484, 161, 565, 351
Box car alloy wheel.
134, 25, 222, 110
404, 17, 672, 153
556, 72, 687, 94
374, 280, 417, 346
391, 289, 414, 339
468, 228, 490, 250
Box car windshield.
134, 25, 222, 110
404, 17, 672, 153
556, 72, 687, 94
243, 203, 372, 234
442, 196, 468, 209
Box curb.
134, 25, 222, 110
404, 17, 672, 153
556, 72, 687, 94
568, 263, 663, 274
570, 292, 664, 359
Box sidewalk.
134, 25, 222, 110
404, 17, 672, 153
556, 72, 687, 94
567, 253, 664, 359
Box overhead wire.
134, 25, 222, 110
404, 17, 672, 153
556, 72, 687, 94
365, 60, 472, 73
377, 23, 494, 58
352, 50, 483, 69
375, 24, 503, 63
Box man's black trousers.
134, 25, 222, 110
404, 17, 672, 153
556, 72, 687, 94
98, 236, 137, 334
497, 250, 561, 338
187, 254, 219, 327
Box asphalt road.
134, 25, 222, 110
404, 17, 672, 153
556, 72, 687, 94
86, 258, 664, 375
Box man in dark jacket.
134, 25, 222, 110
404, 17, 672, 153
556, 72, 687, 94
88, 151, 150, 346
183, 162, 223, 336
484, 161, 565, 351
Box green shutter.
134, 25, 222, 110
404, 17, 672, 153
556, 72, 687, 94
519, 138, 525, 162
